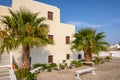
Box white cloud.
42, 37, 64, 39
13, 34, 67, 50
68, 21, 108, 28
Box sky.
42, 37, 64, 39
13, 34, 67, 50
0, 0, 120, 44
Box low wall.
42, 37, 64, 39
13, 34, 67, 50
99, 51, 120, 57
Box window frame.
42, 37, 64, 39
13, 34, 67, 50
66, 36, 70, 44
48, 55, 53, 63
48, 35, 53, 42
66, 54, 70, 60
48, 11, 53, 20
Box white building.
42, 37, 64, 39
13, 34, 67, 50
0, 0, 84, 67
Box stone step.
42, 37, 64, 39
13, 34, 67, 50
0, 62, 10, 65
0, 66, 10, 80
0, 66, 11, 69
0, 72, 10, 77
0, 61, 10, 64
0, 76, 10, 80
0, 53, 10, 65
0, 70, 9, 73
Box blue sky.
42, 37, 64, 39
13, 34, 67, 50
0, 0, 120, 44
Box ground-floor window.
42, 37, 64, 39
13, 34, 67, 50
48, 55, 53, 63
78, 54, 81, 59
66, 54, 70, 60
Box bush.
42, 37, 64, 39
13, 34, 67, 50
71, 60, 82, 67
93, 57, 104, 64
76, 60, 82, 67
71, 60, 77, 65
33, 63, 57, 69
45, 64, 52, 72
15, 68, 35, 80
49, 63, 57, 68
33, 63, 46, 69
104, 56, 112, 61
59, 64, 65, 70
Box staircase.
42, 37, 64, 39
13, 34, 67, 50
0, 52, 17, 80
0, 52, 10, 65
0, 66, 11, 80
0, 53, 11, 80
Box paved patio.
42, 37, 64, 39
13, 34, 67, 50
37, 57, 120, 80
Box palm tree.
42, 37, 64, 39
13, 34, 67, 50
71, 28, 108, 62
0, 7, 52, 69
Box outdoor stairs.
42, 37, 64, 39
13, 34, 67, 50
0, 53, 11, 80
0, 66, 11, 80
0, 52, 10, 65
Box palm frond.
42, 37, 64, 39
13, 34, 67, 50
0, 7, 52, 53
72, 27, 109, 55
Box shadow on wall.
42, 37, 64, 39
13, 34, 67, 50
71, 50, 84, 61
30, 46, 51, 65
12, 46, 51, 68
11, 46, 51, 68
12, 46, 23, 68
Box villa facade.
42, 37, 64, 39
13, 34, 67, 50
0, 0, 84, 67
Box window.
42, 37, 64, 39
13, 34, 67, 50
66, 54, 70, 60
48, 11, 53, 20
78, 54, 81, 59
66, 36, 70, 44
48, 55, 53, 63
48, 35, 53, 42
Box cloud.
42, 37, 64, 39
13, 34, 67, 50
68, 21, 108, 28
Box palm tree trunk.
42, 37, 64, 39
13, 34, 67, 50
84, 48, 92, 62
21, 44, 30, 70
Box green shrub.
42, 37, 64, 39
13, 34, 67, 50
45, 64, 52, 72
71, 60, 77, 65
76, 60, 82, 67
71, 60, 82, 67
45, 63, 57, 71
46, 64, 50, 68
15, 68, 35, 80
27, 73, 35, 80
93, 57, 104, 64
59, 64, 65, 70
33, 63, 46, 69
104, 56, 112, 61
49, 63, 57, 68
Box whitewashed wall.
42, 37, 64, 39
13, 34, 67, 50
99, 51, 120, 57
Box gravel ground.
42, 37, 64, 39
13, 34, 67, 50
37, 57, 120, 80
